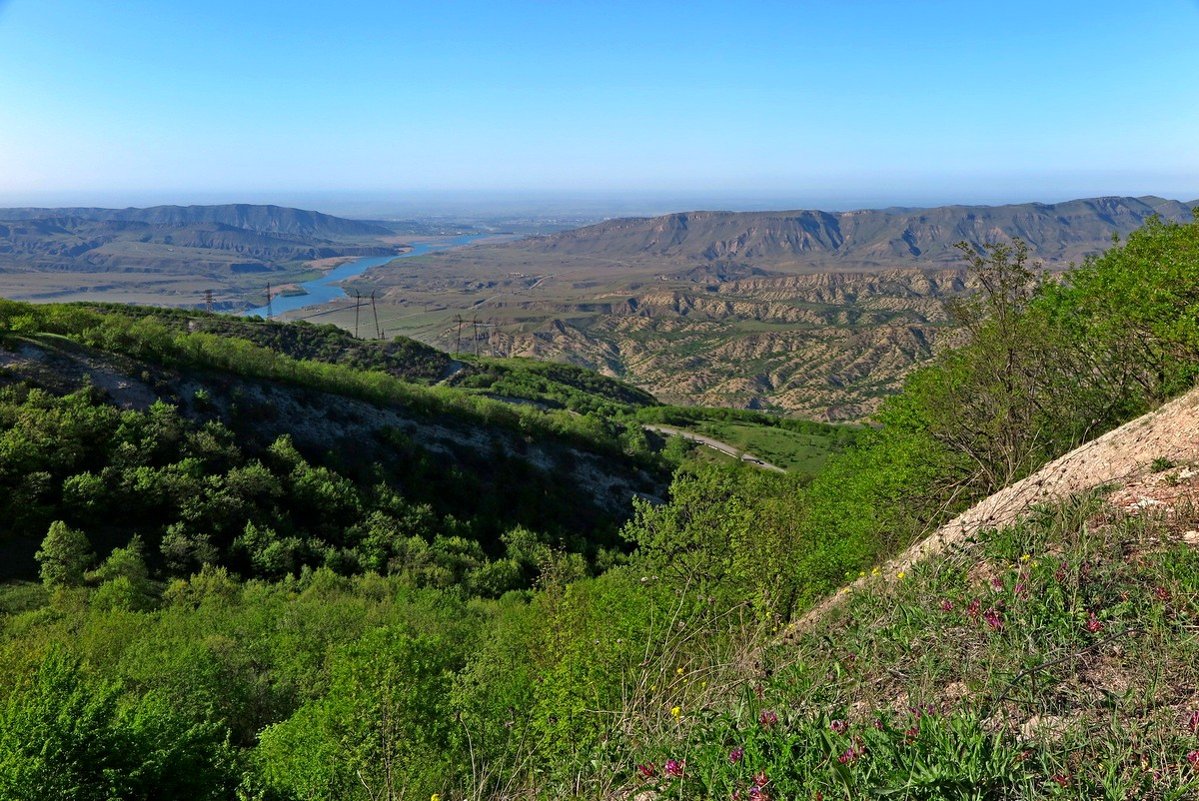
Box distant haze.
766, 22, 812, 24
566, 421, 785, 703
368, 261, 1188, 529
0, 1, 1197, 208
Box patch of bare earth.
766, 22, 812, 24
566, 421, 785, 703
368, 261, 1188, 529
786, 385, 1199, 638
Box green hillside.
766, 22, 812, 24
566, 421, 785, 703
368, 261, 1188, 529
1, 213, 1198, 799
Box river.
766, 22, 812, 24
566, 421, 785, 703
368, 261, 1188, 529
246, 233, 486, 318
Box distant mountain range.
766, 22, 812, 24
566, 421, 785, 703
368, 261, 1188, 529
0, 203, 391, 239
0, 204, 401, 307
514, 196, 1198, 269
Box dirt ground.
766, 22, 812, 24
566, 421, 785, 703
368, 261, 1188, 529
787, 385, 1199, 636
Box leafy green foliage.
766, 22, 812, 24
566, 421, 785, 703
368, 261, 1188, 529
35, 521, 92, 589
0, 653, 237, 801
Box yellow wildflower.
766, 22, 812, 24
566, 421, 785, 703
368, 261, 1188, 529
671, 706, 682, 718
897, 571, 906, 580
871, 566, 881, 577
676, 667, 685, 675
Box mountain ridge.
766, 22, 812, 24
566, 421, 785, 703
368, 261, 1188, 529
512, 195, 1199, 268
0, 203, 391, 238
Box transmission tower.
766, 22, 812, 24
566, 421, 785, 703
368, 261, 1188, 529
353, 291, 362, 339
204, 289, 214, 314
370, 291, 382, 339
265, 282, 274, 320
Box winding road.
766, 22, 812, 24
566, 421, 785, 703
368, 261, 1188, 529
642, 425, 786, 473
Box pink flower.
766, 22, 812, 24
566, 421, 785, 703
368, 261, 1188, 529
637, 763, 656, 779
748, 787, 771, 801
1186, 750, 1199, 769
728, 746, 745, 764
990, 577, 1004, 590
1186, 710, 1199, 734
1051, 774, 1070, 787
830, 719, 849, 734
1154, 586, 1171, 602
837, 746, 862, 764
752, 771, 769, 788
1085, 612, 1103, 633
759, 709, 779, 728
966, 598, 981, 620
940, 599, 954, 611
983, 608, 1004, 630
664, 758, 685, 778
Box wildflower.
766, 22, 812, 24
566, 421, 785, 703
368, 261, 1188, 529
871, 566, 881, 576
983, 608, 1004, 630
966, 598, 981, 619
904, 725, 920, 743
752, 771, 769, 788
759, 709, 779, 728
1187, 710, 1199, 734
1020, 553, 1031, 562
1187, 750, 1199, 769
1085, 612, 1103, 633
1014, 582, 1027, 598
431, 795, 440, 801
940, 599, 954, 612
897, 571, 906, 580
830, 719, 849, 735
990, 577, 1003, 590
671, 706, 682, 718
873, 718, 885, 730
664, 758, 685, 778
1054, 562, 1068, 583
837, 746, 862, 764
748, 787, 770, 801
677, 667, 685, 675
1050, 774, 1070, 788
637, 763, 657, 779
728, 746, 744, 764
1154, 586, 1171, 602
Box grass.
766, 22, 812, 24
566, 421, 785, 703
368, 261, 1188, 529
689, 420, 850, 474
621, 484, 1199, 799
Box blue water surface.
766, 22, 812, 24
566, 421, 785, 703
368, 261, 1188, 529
246, 234, 485, 318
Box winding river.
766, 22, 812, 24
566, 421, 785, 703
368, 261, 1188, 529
247, 233, 486, 318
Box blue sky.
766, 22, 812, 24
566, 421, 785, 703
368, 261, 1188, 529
0, 0, 1197, 211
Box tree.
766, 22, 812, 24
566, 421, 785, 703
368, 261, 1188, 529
35, 521, 93, 589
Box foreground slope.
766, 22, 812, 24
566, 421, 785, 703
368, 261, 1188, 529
791, 383, 1199, 635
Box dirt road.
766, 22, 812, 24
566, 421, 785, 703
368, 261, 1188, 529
643, 424, 786, 473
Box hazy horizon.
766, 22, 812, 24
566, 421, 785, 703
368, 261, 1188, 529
1, 186, 1197, 223
1, 0, 1197, 213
